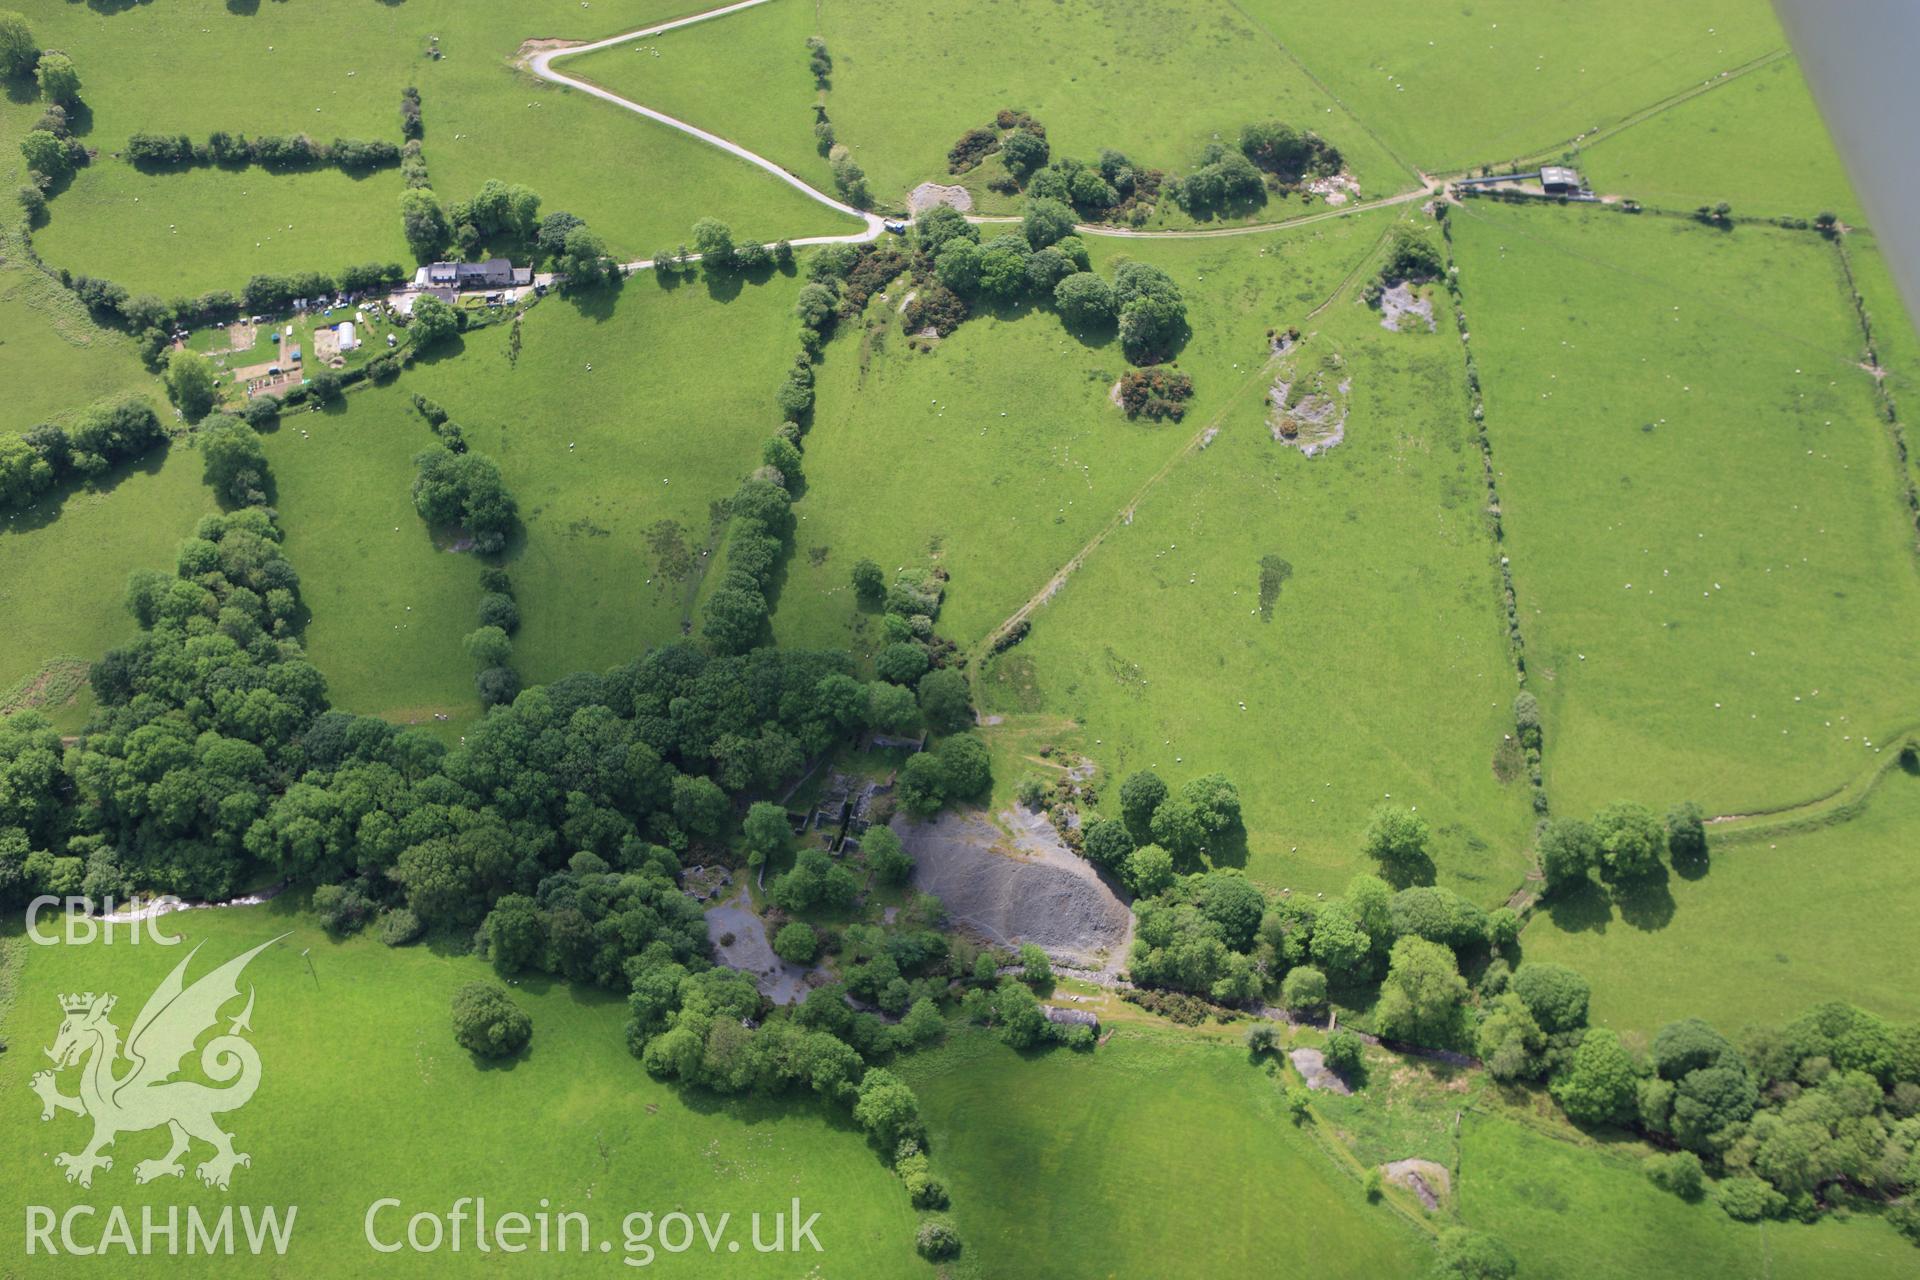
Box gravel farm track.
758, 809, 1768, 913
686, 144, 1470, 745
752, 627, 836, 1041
523, 0, 1442, 275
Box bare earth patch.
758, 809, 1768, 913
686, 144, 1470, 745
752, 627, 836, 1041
897, 807, 1131, 970
512, 37, 584, 70
908, 182, 974, 214
1378, 282, 1435, 333
1290, 1047, 1353, 1095
1268, 348, 1351, 456
1306, 171, 1361, 206
1382, 1158, 1451, 1210
0, 656, 90, 717
707, 892, 811, 1005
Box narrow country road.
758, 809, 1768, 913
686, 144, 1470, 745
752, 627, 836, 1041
527, 0, 885, 272
524, 0, 1439, 272
515, 0, 1771, 270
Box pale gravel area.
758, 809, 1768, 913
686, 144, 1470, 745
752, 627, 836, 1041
1290, 1047, 1353, 1095
707, 893, 811, 1004
1379, 281, 1435, 332
908, 182, 974, 214
1383, 1158, 1451, 1210
897, 807, 1132, 971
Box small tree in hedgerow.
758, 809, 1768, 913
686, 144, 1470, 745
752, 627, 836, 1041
1122, 843, 1174, 897
1433, 1228, 1518, 1280
199, 416, 270, 508
1510, 962, 1590, 1034
861, 824, 914, 885
853, 1068, 923, 1150
36, 52, 81, 107
1536, 816, 1597, 895
914, 1218, 960, 1261
164, 349, 220, 422
875, 642, 930, 686
691, 216, 737, 272
916, 667, 972, 734
1666, 800, 1708, 865
409, 293, 459, 349
1551, 1026, 1640, 1128
0, 11, 36, 79
450, 981, 532, 1059
1591, 801, 1665, 883
1080, 817, 1134, 873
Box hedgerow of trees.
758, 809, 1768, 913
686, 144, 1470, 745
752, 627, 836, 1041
943, 109, 1340, 226
125, 131, 401, 175
1093, 763, 1920, 1240
0, 398, 167, 516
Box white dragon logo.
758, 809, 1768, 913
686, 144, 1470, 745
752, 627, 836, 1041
29, 935, 285, 1190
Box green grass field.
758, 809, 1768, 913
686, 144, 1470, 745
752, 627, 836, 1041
253, 271, 816, 729
259, 393, 482, 728
1457, 1111, 1917, 1280
0, 445, 215, 722
0, 307, 136, 430
1521, 765, 1920, 1039
775, 209, 1399, 664
33, 163, 415, 302
0, 64, 159, 440
0, 251, 157, 438
970, 218, 1535, 900
898, 1027, 1430, 1278
15, 0, 857, 294
577, 0, 1416, 215
0, 907, 929, 1277
367, 271, 806, 687
1243, 0, 1785, 173
1578, 56, 1866, 224
767, 281, 1184, 659
566, 0, 835, 201
1451, 201, 1920, 819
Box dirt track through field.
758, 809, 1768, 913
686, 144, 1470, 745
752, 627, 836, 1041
972, 217, 1400, 663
